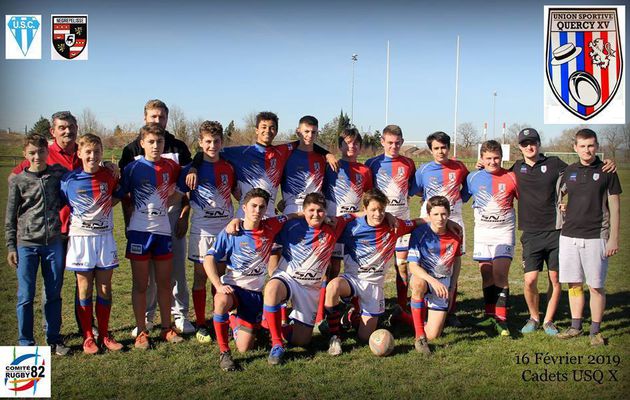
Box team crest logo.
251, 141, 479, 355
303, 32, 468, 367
162, 173, 169, 182
541, 165, 547, 173
314, 162, 320, 172
270, 159, 277, 169
99, 183, 108, 192
593, 173, 600, 181
5, 16, 42, 59
52, 15, 87, 60
445, 244, 453, 256
356, 174, 362, 184
569, 173, 578, 182
448, 172, 456, 181
221, 174, 228, 185
397, 167, 405, 176
545, 7, 623, 121
520, 165, 528, 174
498, 183, 506, 192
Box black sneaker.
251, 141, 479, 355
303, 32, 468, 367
219, 351, 238, 371
51, 343, 71, 356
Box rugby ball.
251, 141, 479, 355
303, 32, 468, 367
369, 329, 395, 357
568, 71, 601, 107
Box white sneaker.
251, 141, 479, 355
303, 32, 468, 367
131, 321, 154, 338
174, 318, 195, 334
328, 335, 343, 356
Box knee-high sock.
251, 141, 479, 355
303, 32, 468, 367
315, 280, 327, 324
410, 298, 426, 339
192, 288, 206, 327
495, 286, 509, 322
325, 304, 344, 336
264, 304, 284, 347
78, 298, 94, 339
213, 313, 230, 352
95, 296, 111, 339
483, 286, 496, 317
395, 260, 409, 309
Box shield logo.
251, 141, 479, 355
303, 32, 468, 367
541, 165, 547, 173
593, 173, 600, 181
397, 167, 405, 177
448, 172, 456, 181
546, 8, 623, 120
221, 174, 228, 185
499, 183, 506, 192
51, 15, 87, 60
356, 174, 362, 184
314, 162, 320, 172
99, 183, 108, 192
163, 173, 169, 182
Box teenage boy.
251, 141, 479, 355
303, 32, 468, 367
365, 125, 416, 312
467, 140, 518, 336
205, 188, 290, 371
61, 133, 124, 353
412, 131, 469, 327
5, 134, 69, 355
407, 196, 463, 354
264, 193, 352, 365
174, 121, 236, 343
115, 123, 183, 349
557, 129, 621, 346
119, 99, 194, 337
324, 189, 440, 356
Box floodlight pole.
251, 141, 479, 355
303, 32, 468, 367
351, 53, 358, 124
385, 41, 390, 125
492, 91, 497, 138
453, 35, 460, 158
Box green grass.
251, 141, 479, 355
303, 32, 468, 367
0, 166, 628, 399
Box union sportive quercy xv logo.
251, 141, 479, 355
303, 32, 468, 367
546, 8, 623, 120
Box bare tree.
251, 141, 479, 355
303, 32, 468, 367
79, 108, 104, 135
168, 105, 189, 144
547, 125, 588, 152
601, 125, 624, 159
457, 122, 480, 150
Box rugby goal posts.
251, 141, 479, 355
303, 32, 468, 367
544, 151, 605, 164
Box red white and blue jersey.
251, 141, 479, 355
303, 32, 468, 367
365, 154, 416, 219
221, 143, 295, 218
323, 159, 373, 216
277, 215, 353, 288
466, 169, 518, 242
177, 160, 236, 236
281, 149, 326, 214
408, 224, 462, 278
61, 168, 118, 236
115, 156, 180, 235
338, 217, 418, 285
208, 215, 288, 292
412, 160, 470, 221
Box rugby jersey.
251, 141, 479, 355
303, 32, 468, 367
365, 154, 415, 219
281, 149, 326, 214
412, 159, 470, 220
323, 159, 373, 216
408, 223, 462, 278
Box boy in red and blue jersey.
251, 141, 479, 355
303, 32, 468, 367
204, 188, 289, 371
61, 134, 123, 354
173, 121, 237, 343
281, 115, 326, 214
263, 193, 352, 365
411, 131, 469, 326
365, 125, 416, 311
114, 123, 183, 349
466, 140, 518, 336
408, 196, 462, 354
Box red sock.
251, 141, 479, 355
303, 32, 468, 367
192, 288, 207, 327
495, 286, 509, 322
264, 305, 284, 347
229, 314, 238, 330
280, 304, 289, 325
398, 310, 414, 327
315, 281, 327, 324
410, 298, 426, 339
78, 299, 94, 339
326, 305, 343, 336
213, 313, 230, 353
396, 272, 409, 310
95, 297, 111, 339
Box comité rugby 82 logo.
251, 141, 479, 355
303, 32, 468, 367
1, 346, 51, 398
546, 8, 623, 120
51, 15, 88, 60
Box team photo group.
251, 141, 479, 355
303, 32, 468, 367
5, 99, 621, 372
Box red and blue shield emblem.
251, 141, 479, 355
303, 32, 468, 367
546, 8, 623, 120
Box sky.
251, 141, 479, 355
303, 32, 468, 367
0, 0, 627, 144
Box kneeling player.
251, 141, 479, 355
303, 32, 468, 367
263, 193, 352, 365
205, 188, 288, 371
62, 134, 124, 354
407, 196, 462, 354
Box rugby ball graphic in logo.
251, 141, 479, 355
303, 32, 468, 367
568, 71, 601, 107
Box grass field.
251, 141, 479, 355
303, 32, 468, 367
0, 163, 628, 400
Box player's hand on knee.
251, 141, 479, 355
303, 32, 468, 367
225, 218, 241, 235
432, 281, 449, 298
186, 169, 198, 190
216, 284, 234, 295
7, 252, 18, 268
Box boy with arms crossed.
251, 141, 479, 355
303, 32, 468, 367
61, 134, 123, 354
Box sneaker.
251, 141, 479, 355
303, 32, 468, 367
495, 320, 511, 337
174, 318, 195, 335
100, 335, 124, 352
196, 327, 212, 344
219, 351, 238, 371
131, 321, 154, 338
520, 318, 540, 334
51, 343, 70, 356
557, 327, 582, 340
267, 345, 286, 365
327, 335, 343, 356
446, 313, 463, 328
134, 331, 151, 350
161, 328, 184, 343
543, 321, 559, 336
414, 336, 431, 355
589, 332, 605, 346
83, 337, 99, 355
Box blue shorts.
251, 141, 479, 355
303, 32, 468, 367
230, 285, 263, 325
126, 231, 173, 261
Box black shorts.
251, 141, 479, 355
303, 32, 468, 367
520, 230, 560, 273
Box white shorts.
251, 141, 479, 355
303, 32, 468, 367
409, 274, 451, 311
188, 234, 221, 263
66, 234, 119, 271
332, 243, 344, 259
395, 234, 410, 252
340, 274, 385, 317
473, 242, 514, 261
558, 235, 608, 288
272, 270, 319, 327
